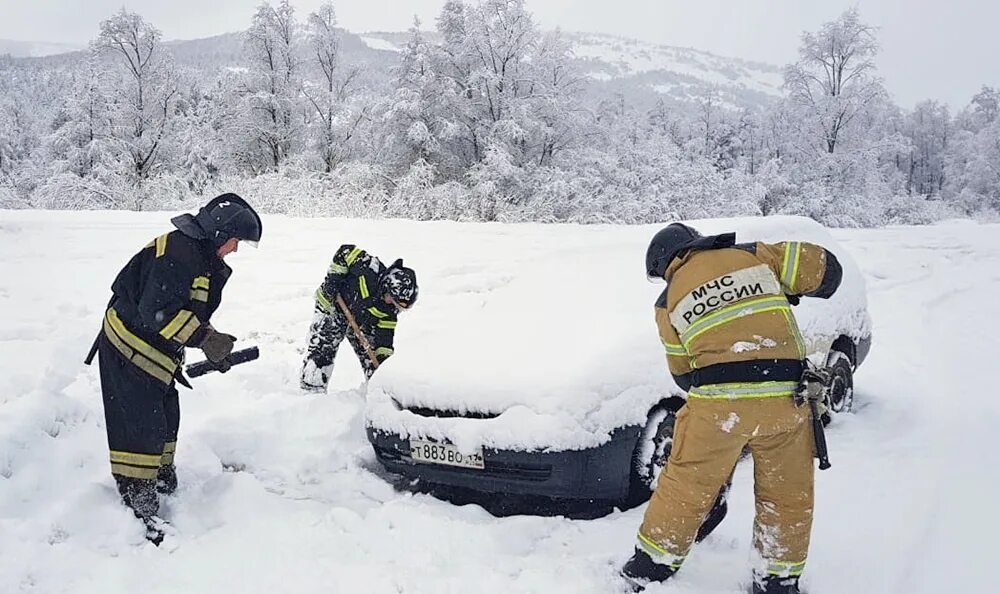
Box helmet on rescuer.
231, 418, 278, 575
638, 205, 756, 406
173, 193, 263, 248
380, 259, 418, 309
645, 223, 702, 280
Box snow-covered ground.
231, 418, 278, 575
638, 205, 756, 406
0, 211, 997, 594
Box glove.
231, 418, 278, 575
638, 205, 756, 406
323, 276, 345, 298
795, 365, 833, 417
787, 294, 801, 306
199, 327, 236, 366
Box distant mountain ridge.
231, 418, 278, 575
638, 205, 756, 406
0, 39, 85, 58
5, 29, 785, 111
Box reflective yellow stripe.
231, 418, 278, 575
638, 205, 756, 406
315, 287, 332, 312
367, 306, 388, 319
375, 347, 394, 357
782, 242, 802, 292
688, 381, 798, 399
192, 276, 210, 290
359, 276, 370, 299
160, 310, 194, 341
344, 247, 363, 265
111, 450, 163, 467
782, 308, 806, 358
329, 263, 348, 274
111, 463, 159, 479
174, 314, 201, 344
102, 318, 176, 384
155, 233, 169, 258
680, 295, 791, 347
661, 339, 687, 357
190, 288, 209, 302
105, 309, 178, 373
161, 441, 177, 465
766, 559, 807, 577
377, 320, 396, 329
636, 534, 685, 569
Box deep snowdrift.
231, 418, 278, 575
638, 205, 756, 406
0, 211, 996, 594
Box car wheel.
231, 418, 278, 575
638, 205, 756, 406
825, 349, 855, 415
623, 397, 684, 509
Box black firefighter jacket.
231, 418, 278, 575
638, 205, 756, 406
101, 230, 231, 385
314, 244, 398, 362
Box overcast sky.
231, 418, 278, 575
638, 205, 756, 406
1, 0, 997, 108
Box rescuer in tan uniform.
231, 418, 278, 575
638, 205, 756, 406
621, 222, 842, 594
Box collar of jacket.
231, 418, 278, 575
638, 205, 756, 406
663, 232, 737, 282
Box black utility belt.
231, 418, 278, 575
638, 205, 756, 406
690, 359, 805, 387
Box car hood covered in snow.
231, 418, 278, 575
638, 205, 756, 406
366, 216, 871, 452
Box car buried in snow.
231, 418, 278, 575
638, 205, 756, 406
364, 216, 872, 513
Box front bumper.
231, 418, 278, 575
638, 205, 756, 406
366, 424, 642, 502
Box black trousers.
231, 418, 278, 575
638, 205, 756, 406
301, 306, 377, 390
98, 335, 179, 518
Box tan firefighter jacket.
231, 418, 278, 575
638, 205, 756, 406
656, 239, 842, 398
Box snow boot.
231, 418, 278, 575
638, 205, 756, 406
751, 574, 802, 594
156, 464, 178, 495
115, 475, 159, 517
143, 516, 167, 546
620, 549, 677, 592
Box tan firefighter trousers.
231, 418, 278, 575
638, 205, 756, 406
638, 396, 815, 577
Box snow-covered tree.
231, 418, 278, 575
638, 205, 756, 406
92, 9, 179, 206
234, 0, 302, 172
46, 57, 113, 180
900, 100, 950, 196
783, 8, 886, 156
302, 2, 366, 173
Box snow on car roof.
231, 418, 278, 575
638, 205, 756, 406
367, 215, 870, 451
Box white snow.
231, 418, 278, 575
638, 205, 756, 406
0, 210, 997, 594
368, 215, 869, 452
359, 36, 401, 53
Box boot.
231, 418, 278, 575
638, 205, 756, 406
620, 549, 677, 592
751, 574, 802, 594
156, 464, 178, 495
143, 516, 167, 546
300, 359, 330, 393
115, 475, 159, 518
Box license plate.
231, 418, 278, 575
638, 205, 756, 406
409, 439, 485, 469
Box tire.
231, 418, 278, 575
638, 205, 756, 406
825, 349, 855, 415
622, 397, 731, 540
623, 397, 684, 509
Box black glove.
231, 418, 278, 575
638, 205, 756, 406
200, 327, 236, 365
787, 294, 801, 306
323, 276, 345, 298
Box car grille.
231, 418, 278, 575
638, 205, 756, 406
397, 402, 501, 419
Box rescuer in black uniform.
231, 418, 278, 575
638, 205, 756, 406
87, 193, 262, 544
301, 245, 418, 391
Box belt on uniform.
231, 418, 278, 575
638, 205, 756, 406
689, 359, 804, 388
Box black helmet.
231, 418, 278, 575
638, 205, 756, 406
172, 193, 263, 248
380, 259, 418, 309
645, 223, 702, 280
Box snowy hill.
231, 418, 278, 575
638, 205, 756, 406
0, 39, 84, 58
1, 211, 997, 593
359, 30, 784, 110
7, 28, 781, 111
